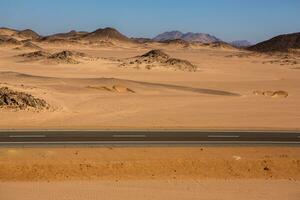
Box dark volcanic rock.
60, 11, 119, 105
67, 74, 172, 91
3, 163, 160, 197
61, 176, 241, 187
18, 50, 88, 64
48, 50, 86, 64
83, 27, 131, 42
165, 58, 197, 71
18, 51, 51, 59
248, 32, 300, 52
122, 49, 197, 72
0, 87, 48, 110
141, 49, 170, 61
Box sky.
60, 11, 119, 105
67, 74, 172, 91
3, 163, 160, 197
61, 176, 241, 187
0, 0, 299, 43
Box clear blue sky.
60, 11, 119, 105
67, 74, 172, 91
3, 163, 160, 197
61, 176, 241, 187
0, 0, 299, 43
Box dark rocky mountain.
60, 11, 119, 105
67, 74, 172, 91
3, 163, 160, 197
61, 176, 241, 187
154, 31, 221, 43
230, 40, 252, 48
248, 32, 300, 52
83, 27, 130, 42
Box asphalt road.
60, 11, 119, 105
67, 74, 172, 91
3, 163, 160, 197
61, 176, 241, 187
0, 130, 300, 146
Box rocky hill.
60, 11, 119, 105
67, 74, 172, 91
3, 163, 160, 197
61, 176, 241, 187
248, 32, 300, 52
82, 27, 130, 42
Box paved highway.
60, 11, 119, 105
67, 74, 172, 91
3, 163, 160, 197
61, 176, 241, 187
0, 130, 300, 146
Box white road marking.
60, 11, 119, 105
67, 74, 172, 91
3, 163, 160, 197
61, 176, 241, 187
208, 135, 240, 138
1, 141, 300, 145
9, 135, 46, 138
113, 134, 147, 138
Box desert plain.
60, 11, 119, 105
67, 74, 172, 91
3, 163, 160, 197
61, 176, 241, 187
0, 31, 300, 130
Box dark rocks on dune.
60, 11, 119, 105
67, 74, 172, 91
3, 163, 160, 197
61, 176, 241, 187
123, 49, 198, 72
18, 50, 88, 64
165, 58, 197, 72
49, 50, 86, 59
141, 49, 170, 61
18, 50, 51, 59
0, 87, 48, 110
48, 50, 86, 64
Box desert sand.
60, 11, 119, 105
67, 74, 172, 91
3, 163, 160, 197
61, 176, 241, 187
0, 40, 300, 130
0, 147, 299, 200
1, 180, 300, 200
1, 147, 300, 181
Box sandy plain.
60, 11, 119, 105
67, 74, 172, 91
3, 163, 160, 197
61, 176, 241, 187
1, 180, 300, 200
0, 42, 299, 130
0, 147, 299, 200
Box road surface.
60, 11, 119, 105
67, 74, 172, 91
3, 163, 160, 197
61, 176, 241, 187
0, 130, 300, 146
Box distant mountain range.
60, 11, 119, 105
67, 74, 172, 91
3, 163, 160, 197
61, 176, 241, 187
2, 27, 300, 52
153, 31, 221, 43
248, 32, 300, 52
0, 27, 131, 43
230, 40, 252, 48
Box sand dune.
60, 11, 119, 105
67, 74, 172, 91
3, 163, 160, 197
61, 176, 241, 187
0, 71, 238, 96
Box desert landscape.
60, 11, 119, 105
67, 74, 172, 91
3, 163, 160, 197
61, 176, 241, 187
0, 27, 300, 130
1, 16, 300, 200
